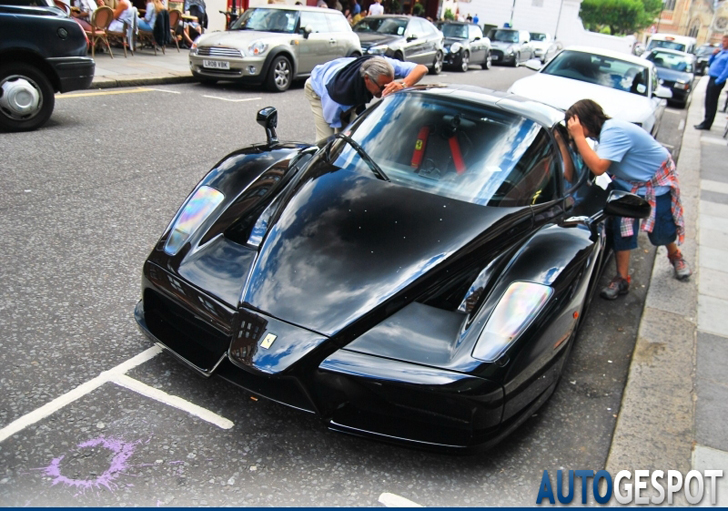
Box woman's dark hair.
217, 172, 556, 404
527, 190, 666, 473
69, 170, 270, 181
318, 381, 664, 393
564, 99, 610, 138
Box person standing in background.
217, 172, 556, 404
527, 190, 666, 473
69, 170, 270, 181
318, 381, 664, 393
694, 34, 728, 131
368, 0, 383, 16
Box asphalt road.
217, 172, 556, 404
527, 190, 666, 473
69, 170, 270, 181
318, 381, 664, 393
0, 65, 688, 506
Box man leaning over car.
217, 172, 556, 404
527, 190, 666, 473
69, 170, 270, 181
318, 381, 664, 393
305, 56, 428, 142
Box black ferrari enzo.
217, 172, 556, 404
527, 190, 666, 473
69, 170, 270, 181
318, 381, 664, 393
135, 85, 649, 450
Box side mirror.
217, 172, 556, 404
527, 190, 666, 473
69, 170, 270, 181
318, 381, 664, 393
473, 36, 480, 41
588, 190, 650, 227
256, 106, 279, 146
407, 33, 418, 41
654, 84, 673, 99
302, 24, 313, 38
524, 58, 542, 71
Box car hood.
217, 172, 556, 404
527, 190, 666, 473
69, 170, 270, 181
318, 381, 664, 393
242, 159, 525, 337
443, 36, 466, 45
196, 29, 288, 48
356, 32, 401, 48
508, 73, 654, 125
490, 41, 517, 51
655, 67, 692, 83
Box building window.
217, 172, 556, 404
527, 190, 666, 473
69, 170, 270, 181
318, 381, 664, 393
663, 0, 676, 11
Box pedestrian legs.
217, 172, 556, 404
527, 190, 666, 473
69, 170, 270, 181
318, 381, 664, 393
698, 77, 726, 129
305, 78, 335, 142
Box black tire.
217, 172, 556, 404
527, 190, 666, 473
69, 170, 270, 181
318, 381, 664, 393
394, 51, 404, 61
348, 51, 362, 57
266, 55, 292, 92
481, 50, 491, 70
0, 62, 55, 132
430, 50, 443, 75
457, 50, 470, 72
511, 52, 520, 67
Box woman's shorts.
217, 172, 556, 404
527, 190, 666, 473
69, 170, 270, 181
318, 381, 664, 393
611, 191, 677, 251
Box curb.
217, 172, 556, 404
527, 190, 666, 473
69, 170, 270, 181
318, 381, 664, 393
90, 74, 197, 89
605, 77, 704, 490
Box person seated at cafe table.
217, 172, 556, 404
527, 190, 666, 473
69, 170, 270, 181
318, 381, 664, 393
70, 0, 99, 31
138, 0, 166, 31
108, 0, 135, 32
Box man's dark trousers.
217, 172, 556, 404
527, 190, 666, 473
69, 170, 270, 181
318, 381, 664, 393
700, 76, 726, 129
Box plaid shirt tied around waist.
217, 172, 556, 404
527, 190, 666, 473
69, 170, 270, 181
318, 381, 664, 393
620, 156, 685, 245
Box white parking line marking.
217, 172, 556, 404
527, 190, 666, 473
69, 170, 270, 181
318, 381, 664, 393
662, 142, 675, 149
111, 374, 234, 429
379, 493, 422, 507
664, 109, 681, 114
678, 119, 685, 130
0, 347, 161, 443
0, 346, 234, 443
148, 88, 182, 94
203, 95, 262, 102
702, 136, 728, 146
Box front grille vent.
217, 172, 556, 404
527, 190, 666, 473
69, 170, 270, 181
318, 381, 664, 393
198, 46, 243, 58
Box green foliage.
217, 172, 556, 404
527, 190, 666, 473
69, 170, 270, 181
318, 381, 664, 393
412, 1, 424, 16
443, 7, 454, 20
390, 0, 401, 13
580, 0, 659, 35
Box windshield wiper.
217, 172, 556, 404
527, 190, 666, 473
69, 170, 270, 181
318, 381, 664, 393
335, 133, 389, 181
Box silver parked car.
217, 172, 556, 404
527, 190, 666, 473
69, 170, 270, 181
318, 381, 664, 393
189, 5, 362, 92
353, 15, 444, 75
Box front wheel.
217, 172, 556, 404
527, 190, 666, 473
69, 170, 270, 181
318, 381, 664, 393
457, 51, 470, 72
0, 62, 55, 132
481, 50, 491, 70
266, 56, 292, 92
511, 52, 520, 67
430, 50, 443, 75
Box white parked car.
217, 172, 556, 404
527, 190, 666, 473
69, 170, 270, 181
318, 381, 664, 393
529, 32, 560, 63
508, 46, 672, 136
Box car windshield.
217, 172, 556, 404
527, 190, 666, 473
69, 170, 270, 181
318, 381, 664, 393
328, 92, 557, 208
647, 40, 687, 52
230, 8, 299, 33
541, 50, 650, 96
489, 30, 518, 43
438, 23, 468, 38
696, 45, 715, 57
530, 32, 547, 41
353, 17, 408, 35
646, 51, 692, 72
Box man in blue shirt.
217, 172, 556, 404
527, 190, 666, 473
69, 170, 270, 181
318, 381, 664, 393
304, 56, 427, 141
695, 34, 728, 130
566, 99, 690, 300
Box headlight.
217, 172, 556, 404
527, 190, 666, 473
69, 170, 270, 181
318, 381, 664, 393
506, 47, 515, 55
674, 81, 689, 90
471, 281, 553, 362
248, 41, 268, 56
450, 42, 461, 53
367, 45, 387, 55
164, 185, 225, 256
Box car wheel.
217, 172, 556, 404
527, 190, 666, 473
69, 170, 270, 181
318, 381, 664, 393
348, 51, 362, 57
430, 50, 443, 75
394, 51, 404, 61
0, 62, 55, 132
266, 56, 292, 92
457, 51, 470, 72
481, 50, 491, 70
511, 52, 520, 67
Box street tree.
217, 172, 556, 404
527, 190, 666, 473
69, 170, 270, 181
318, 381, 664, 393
580, 0, 662, 35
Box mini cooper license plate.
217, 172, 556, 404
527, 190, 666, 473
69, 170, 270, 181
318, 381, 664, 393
203, 60, 230, 70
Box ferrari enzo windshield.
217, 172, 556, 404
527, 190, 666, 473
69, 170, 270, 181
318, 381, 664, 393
329, 92, 554, 207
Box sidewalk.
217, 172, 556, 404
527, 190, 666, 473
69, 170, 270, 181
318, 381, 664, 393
90, 47, 195, 88
606, 76, 728, 504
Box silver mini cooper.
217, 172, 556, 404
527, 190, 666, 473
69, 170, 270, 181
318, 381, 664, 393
189, 5, 362, 92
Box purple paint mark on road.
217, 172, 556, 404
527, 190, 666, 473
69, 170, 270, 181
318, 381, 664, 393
168, 461, 184, 465
40, 437, 140, 494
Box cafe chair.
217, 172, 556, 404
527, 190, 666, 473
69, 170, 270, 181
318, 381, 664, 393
85, 6, 114, 58
53, 0, 71, 15
168, 8, 182, 52
107, 7, 137, 57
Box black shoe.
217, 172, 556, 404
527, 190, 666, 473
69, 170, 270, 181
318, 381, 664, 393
694, 124, 710, 130
600, 274, 630, 300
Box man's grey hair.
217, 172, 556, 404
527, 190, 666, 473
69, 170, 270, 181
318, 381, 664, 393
360, 57, 394, 83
